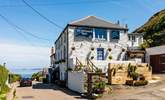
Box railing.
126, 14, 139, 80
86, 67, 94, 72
87, 59, 98, 72
75, 57, 83, 71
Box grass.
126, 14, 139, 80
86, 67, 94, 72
0, 93, 6, 100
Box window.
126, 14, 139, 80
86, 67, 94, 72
132, 36, 136, 42
74, 27, 93, 38
95, 28, 107, 40
128, 35, 131, 41
64, 46, 66, 59
97, 48, 104, 60
111, 31, 120, 39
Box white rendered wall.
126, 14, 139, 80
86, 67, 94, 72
68, 71, 85, 93
68, 26, 128, 69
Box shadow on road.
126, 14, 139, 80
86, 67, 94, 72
32, 82, 83, 99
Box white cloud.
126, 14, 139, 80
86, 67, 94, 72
0, 42, 50, 69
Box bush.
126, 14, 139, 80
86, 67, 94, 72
42, 78, 48, 84
131, 72, 139, 80
10, 74, 21, 83
0, 65, 9, 94
93, 81, 106, 94
134, 80, 148, 86
139, 75, 145, 81
125, 80, 134, 86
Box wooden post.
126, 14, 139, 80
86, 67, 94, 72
87, 73, 92, 96
108, 63, 111, 84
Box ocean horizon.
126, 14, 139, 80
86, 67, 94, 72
9, 68, 43, 78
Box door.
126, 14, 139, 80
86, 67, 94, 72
150, 54, 165, 73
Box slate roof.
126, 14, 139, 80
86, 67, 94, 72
69, 16, 127, 30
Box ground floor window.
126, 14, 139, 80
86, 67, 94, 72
97, 48, 104, 60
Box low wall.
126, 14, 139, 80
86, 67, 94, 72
108, 62, 152, 84
68, 71, 85, 93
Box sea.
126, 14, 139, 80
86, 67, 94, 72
9, 68, 42, 78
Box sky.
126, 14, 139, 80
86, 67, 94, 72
0, 0, 165, 69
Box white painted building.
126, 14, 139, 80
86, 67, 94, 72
51, 16, 143, 82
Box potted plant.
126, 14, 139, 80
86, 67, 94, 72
93, 81, 106, 94
67, 68, 73, 71
91, 56, 94, 60
71, 47, 75, 50
61, 59, 66, 63
55, 61, 59, 64
108, 55, 112, 60
122, 48, 125, 52
91, 47, 94, 51
108, 48, 112, 52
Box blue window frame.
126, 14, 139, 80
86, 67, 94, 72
111, 31, 120, 39
74, 27, 93, 38
97, 48, 104, 60
95, 28, 107, 40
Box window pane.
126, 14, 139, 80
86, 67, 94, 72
111, 31, 120, 39
97, 48, 104, 60
95, 28, 107, 40
74, 27, 93, 38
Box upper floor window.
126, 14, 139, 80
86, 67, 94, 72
132, 36, 136, 42
74, 27, 93, 38
128, 35, 136, 42
95, 28, 107, 40
111, 30, 120, 39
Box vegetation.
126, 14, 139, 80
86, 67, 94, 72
31, 72, 43, 81
127, 63, 139, 80
10, 74, 21, 83
0, 65, 10, 100
134, 9, 165, 48
0, 65, 10, 94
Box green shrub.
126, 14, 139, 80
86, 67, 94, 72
66, 68, 73, 71
10, 74, 21, 83
42, 78, 48, 84
131, 72, 139, 80
134, 80, 148, 86
0, 65, 9, 94
125, 80, 134, 86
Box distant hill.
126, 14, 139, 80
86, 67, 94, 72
134, 9, 165, 48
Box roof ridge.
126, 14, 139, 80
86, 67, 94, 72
69, 15, 96, 24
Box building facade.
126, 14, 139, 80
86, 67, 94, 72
50, 16, 143, 83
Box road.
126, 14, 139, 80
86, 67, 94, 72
15, 81, 82, 100
15, 75, 165, 100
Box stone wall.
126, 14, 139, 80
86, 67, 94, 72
108, 62, 152, 84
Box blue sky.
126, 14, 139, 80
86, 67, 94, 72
0, 0, 165, 69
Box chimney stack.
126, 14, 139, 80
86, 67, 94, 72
51, 47, 54, 55
125, 24, 128, 28
117, 20, 120, 25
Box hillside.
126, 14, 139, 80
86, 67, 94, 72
134, 9, 165, 48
